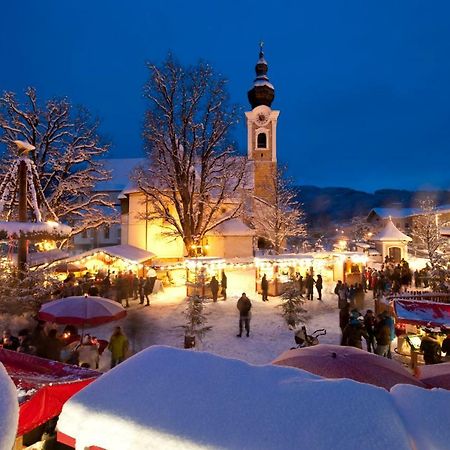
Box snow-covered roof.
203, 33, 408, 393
65, 244, 155, 264
57, 346, 450, 450
256, 253, 313, 261
369, 204, 450, 220
0, 221, 72, 239
95, 158, 145, 192
0, 363, 18, 449
28, 249, 69, 267
208, 218, 255, 237
372, 219, 412, 242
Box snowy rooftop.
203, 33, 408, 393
372, 219, 412, 242
95, 158, 145, 192
57, 346, 450, 450
208, 218, 255, 237
65, 244, 155, 264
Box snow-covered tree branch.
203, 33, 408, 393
0, 87, 115, 245
252, 168, 306, 254
134, 55, 246, 255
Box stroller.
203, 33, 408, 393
292, 326, 326, 349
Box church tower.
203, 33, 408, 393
246, 44, 279, 205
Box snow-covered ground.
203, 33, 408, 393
81, 270, 359, 370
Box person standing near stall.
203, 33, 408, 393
210, 276, 219, 302
108, 326, 129, 368
261, 274, 269, 302
221, 270, 228, 300
316, 274, 323, 301
420, 331, 442, 365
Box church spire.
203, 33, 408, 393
247, 43, 275, 109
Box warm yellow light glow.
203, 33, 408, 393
46, 220, 58, 228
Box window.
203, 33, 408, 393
81, 229, 88, 239
257, 132, 267, 149
104, 225, 110, 240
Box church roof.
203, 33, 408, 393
208, 218, 255, 237
372, 219, 412, 242
248, 44, 275, 109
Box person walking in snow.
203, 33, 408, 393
108, 326, 129, 368
236, 293, 252, 337
261, 274, 269, 302
209, 276, 219, 302
315, 274, 323, 301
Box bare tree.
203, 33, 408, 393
134, 55, 246, 255
252, 168, 306, 254
0, 88, 114, 244
350, 215, 373, 242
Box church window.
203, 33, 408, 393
257, 132, 267, 149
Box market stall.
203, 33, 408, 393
0, 349, 100, 447
333, 252, 367, 285
255, 254, 313, 297
185, 257, 225, 298
393, 299, 450, 366
53, 244, 155, 279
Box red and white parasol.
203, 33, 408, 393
38, 295, 126, 327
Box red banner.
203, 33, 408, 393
394, 299, 450, 328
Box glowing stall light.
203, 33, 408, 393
350, 254, 368, 264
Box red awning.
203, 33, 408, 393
0, 349, 100, 437
394, 299, 450, 328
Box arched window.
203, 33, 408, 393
257, 132, 267, 149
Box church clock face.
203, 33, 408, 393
255, 112, 268, 126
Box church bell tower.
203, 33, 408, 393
246, 43, 279, 205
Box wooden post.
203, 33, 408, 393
17, 160, 27, 279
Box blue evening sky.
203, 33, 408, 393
1, 1, 450, 192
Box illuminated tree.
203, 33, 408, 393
135, 55, 246, 256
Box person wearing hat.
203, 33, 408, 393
420, 330, 442, 365
341, 311, 368, 349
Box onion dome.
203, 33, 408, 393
247, 43, 275, 109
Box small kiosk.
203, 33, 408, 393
372, 219, 412, 263
333, 252, 367, 285
255, 254, 313, 297
185, 257, 225, 298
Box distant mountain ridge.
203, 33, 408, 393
295, 185, 450, 226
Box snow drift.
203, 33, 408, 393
55, 346, 450, 450
0, 362, 19, 449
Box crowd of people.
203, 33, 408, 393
60, 268, 159, 308
1, 322, 129, 370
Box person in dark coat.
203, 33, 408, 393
31, 321, 47, 357
2, 329, 19, 351
138, 277, 145, 304
420, 332, 442, 365
315, 274, 323, 301
221, 270, 227, 300
261, 274, 269, 302
363, 310, 376, 353
43, 329, 63, 362
341, 315, 368, 349
339, 303, 350, 333
374, 314, 391, 357
305, 274, 315, 301
209, 276, 219, 302
143, 277, 155, 306
236, 293, 252, 337
17, 329, 36, 355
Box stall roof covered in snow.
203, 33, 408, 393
64, 244, 155, 265
56, 346, 450, 450
372, 219, 412, 242
208, 218, 255, 236
0, 362, 18, 449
